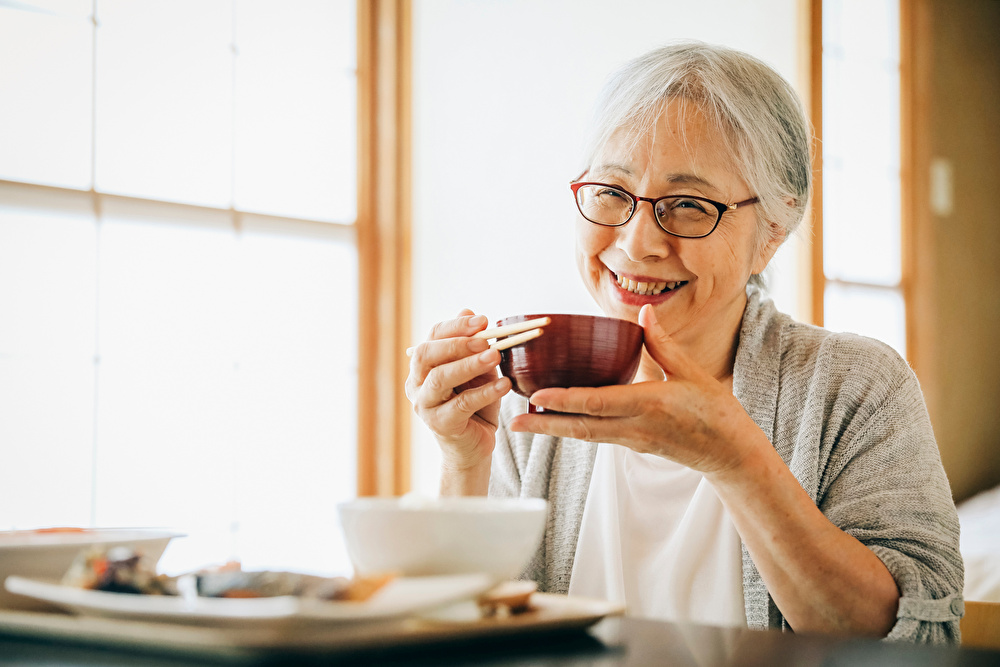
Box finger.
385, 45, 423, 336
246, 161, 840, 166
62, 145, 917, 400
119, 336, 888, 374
413, 347, 501, 407
638, 304, 704, 380
408, 330, 491, 386
508, 411, 630, 445
427, 311, 490, 341
526, 385, 647, 418
425, 376, 511, 434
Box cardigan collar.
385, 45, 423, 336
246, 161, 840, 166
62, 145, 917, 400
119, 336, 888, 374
732, 286, 784, 445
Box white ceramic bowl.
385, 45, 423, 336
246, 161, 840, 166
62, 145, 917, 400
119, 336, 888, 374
0, 528, 182, 610
337, 497, 547, 582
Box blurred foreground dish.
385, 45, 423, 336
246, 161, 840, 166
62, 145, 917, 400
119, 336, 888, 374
0, 528, 180, 610
61, 547, 394, 602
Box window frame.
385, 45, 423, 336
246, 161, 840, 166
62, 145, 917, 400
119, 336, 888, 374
355, 0, 412, 497
806, 0, 916, 371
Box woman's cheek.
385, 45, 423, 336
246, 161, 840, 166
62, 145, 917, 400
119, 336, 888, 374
575, 221, 604, 279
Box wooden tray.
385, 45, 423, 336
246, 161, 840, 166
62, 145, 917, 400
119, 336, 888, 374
0, 593, 622, 659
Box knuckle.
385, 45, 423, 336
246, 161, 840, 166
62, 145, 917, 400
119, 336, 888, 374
423, 369, 447, 395
452, 390, 475, 414
569, 417, 595, 442
428, 318, 459, 341
464, 351, 489, 374
409, 342, 426, 364
409, 343, 436, 371
427, 321, 447, 340
583, 393, 606, 415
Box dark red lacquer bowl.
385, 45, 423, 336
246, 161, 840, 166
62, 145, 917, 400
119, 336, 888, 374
497, 314, 644, 410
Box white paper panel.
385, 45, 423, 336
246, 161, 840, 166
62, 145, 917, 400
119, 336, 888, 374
91, 201, 356, 574
233, 0, 357, 223
229, 215, 358, 575
0, 187, 97, 528
94, 200, 239, 542
94, 0, 233, 207
0, 5, 93, 189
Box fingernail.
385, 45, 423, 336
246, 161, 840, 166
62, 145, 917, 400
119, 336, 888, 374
467, 337, 488, 352
469, 314, 487, 328
479, 349, 497, 363
494, 378, 508, 391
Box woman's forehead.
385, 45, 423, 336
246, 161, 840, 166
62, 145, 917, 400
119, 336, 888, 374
591, 98, 750, 192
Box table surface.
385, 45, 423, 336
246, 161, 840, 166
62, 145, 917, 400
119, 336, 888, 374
2, 616, 999, 667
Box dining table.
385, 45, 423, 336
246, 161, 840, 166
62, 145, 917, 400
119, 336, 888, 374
2, 613, 998, 667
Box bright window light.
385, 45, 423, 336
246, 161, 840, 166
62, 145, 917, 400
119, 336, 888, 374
0, 0, 359, 578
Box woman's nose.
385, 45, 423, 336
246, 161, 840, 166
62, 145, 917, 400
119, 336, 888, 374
616, 200, 672, 261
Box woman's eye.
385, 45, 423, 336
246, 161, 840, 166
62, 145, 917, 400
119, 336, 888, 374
595, 188, 627, 199
672, 198, 709, 212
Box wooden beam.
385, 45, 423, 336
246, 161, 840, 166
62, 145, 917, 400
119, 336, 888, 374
356, 0, 412, 497
808, 0, 825, 327
899, 0, 934, 380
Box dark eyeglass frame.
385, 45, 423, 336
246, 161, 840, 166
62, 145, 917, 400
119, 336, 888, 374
569, 180, 760, 239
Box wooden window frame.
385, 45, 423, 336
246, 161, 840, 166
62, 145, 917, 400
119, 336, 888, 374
806, 0, 917, 373
356, 0, 412, 497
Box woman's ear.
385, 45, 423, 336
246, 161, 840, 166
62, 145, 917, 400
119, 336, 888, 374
751, 195, 797, 274
752, 219, 787, 275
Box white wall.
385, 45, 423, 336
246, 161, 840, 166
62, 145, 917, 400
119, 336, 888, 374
410, 0, 805, 493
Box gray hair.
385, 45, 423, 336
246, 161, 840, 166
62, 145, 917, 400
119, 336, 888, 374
581, 42, 812, 287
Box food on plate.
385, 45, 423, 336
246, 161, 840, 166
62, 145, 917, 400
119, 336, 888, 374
62, 546, 176, 595
60, 547, 394, 602
31, 527, 89, 534
477, 580, 537, 618
193, 562, 394, 601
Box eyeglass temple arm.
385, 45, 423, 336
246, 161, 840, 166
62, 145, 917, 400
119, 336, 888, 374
728, 197, 760, 210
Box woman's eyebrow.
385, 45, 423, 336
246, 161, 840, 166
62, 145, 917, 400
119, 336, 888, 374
589, 167, 721, 194
663, 173, 717, 190
590, 163, 633, 177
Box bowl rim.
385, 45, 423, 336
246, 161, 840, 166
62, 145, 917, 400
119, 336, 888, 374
0, 528, 184, 549
497, 312, 642, 330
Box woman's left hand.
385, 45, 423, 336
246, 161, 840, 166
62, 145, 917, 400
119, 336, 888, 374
508, 304, 766, 476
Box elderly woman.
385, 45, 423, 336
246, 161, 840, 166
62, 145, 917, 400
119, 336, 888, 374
405, 42, 963, 643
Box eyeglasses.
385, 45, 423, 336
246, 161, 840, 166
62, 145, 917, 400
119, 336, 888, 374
570, 181, 759, 239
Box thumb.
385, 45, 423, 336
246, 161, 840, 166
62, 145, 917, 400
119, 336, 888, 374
637, 304, 698, 379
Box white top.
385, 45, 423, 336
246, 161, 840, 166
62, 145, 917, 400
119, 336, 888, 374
567, 442, 747, 627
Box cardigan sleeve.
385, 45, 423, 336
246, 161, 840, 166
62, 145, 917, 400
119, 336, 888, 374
814, 335, 964, 644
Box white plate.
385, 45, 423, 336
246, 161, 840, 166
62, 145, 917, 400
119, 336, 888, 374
0, 528, 182, 610
4, 573, 495, 627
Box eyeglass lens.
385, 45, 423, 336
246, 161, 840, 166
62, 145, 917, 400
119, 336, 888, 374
575, 184, 719, 237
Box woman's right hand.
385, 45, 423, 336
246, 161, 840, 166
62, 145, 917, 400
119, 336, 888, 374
405, 309, 511, 475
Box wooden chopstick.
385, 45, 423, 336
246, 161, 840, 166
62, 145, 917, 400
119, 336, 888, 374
491, 327, 543, 351
405, 316, 550, 357
473, 317, 551, 342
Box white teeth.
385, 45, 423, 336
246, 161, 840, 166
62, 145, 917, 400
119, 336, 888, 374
615, 273, 683, 296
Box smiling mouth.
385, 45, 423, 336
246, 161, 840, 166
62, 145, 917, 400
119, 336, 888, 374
614, 273, 688, 296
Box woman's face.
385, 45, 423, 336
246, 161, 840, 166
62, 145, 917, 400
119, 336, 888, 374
575, 100, 781, 355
